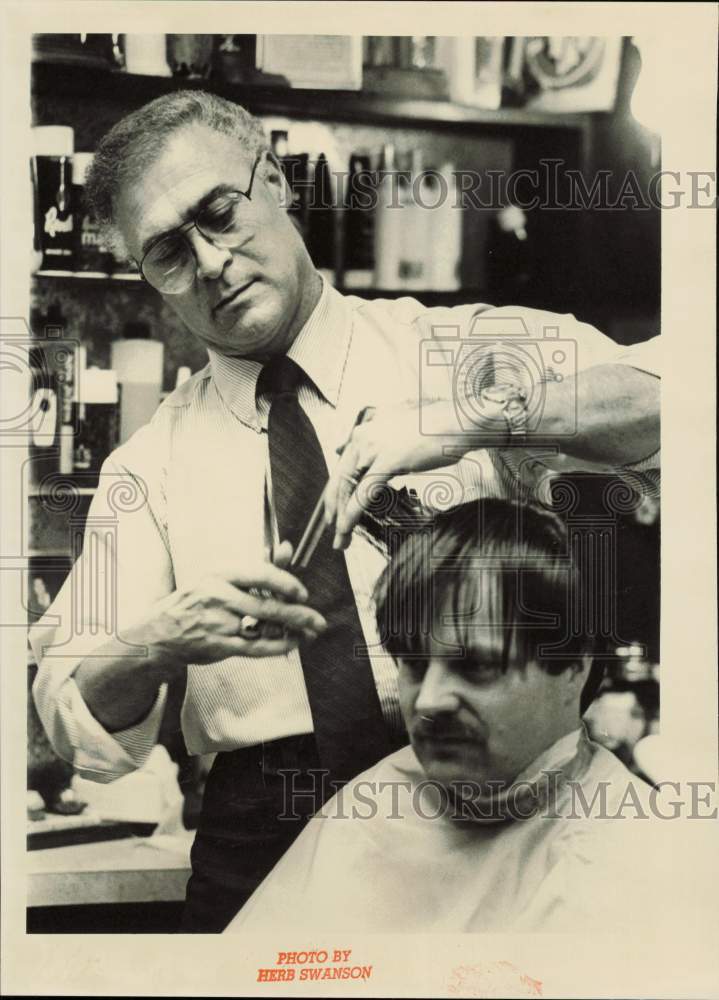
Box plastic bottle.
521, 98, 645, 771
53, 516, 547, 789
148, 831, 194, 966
427, 162, 462, 291
122, 34, 171, 76
110, 323, 164, 443
73, 368, 120, 478
343, 152, 375, 289
308, 153, 334, 270
399, 149, 432, 291
373, 144, 406, 290
434, 37, 504, 109
72, 152, 113, 275
32, 125, 75, 272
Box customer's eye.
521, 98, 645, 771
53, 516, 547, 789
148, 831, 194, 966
459, 658, 501, 683
398, 656, 428, 677
476, 661, 503, 683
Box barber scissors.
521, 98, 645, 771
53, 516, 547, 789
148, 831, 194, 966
237, 407, 376, 639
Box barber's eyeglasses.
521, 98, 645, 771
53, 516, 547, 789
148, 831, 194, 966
139, 153, 262, 295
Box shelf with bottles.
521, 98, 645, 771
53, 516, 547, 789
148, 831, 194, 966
32, 60, 592, 135
32, 57, 586, 314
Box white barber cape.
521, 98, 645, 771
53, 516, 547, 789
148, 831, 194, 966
228, 729, 677, 934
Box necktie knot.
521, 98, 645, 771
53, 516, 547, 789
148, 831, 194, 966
257, 355, 304, 399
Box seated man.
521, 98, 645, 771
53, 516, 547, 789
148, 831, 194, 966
227, 498, 671, 934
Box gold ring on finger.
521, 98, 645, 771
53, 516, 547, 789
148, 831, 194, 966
239, 614, 262, 639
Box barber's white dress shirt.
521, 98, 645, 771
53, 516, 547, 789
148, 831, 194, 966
227, 729, 674, 934
30, 281, 660, 781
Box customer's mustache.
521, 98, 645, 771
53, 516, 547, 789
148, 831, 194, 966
412, 716, 483, 743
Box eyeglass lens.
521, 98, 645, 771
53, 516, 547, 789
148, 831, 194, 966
143, 193, 247, 293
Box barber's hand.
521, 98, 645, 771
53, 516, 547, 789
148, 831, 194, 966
324, 400, 475, 551
142, 546, 327, 665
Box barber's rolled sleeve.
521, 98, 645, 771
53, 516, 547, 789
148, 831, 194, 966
29, 420, 176, 782
611, 335, 661, 379
35, 674, 167, 783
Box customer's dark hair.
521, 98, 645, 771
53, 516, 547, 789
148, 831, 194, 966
84, 90, 268, 254
374, 498, 601, 682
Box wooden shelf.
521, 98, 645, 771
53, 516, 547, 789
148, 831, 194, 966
35, 269, 488, 307
28, 486, 97, 497
32, 61, 591, 134
337, 286, 489, 306
28, 549, 73, 559
35, 269, 141, 283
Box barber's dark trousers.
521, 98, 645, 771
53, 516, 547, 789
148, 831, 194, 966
181, 734, 326, 933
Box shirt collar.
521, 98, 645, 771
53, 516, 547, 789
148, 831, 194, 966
207, 275, 351, 430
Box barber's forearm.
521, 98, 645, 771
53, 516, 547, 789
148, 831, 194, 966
74, 627, 185, 733
529, 364, 660, 465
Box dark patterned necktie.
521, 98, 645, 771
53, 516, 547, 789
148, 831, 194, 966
259, 356, 393, 786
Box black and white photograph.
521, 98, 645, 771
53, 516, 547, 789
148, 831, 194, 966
1, 2, 716, 997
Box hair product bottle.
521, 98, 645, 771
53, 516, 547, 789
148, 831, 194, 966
110, 323, 164, 443
427, 162, 462, 291
71, 152, 113, 275
399, 149, 431, 291
374, 144, 407, 290
32, 125, 75, 272
343, 152, 375, 289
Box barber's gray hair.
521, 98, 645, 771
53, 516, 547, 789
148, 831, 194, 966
84, 90, 269, 256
